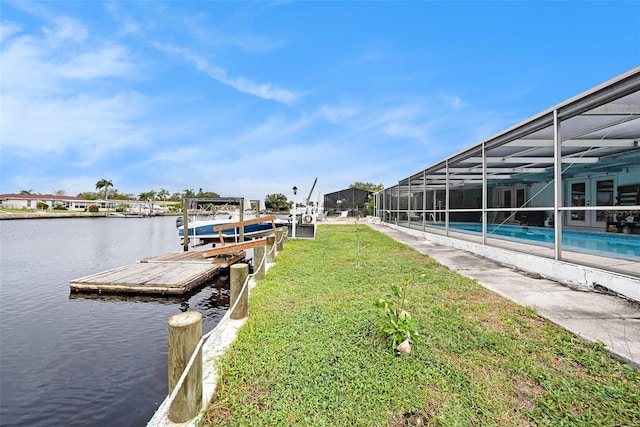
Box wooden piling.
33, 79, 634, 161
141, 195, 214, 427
182, 199, 189, 252
283, 226, 289, 244
230, 263, 249, 320
266, 235, 276, 263
254, 246, 265, 281
168, 311, 202, 422
276, 229, 284, 251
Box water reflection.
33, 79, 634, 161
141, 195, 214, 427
0, 216, 233, 427
69, 275, 231, 331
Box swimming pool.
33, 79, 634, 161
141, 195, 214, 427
421, 222, 640, 261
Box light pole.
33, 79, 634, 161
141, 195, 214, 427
292, 186, 297, 239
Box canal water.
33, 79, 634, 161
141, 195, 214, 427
0, 216, 230, 427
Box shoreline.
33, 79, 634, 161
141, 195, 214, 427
0, 212, 179, 220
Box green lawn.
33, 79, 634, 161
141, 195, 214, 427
204, 224, 639, 426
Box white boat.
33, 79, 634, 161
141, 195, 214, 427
176, 197, 290, 246
178, 213, 288, 245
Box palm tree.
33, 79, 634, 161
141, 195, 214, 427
158, 188, 169, 202
95, 179, 113, 200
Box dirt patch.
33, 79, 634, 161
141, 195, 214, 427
389, 409, 432, 426
202, 401, 231, 425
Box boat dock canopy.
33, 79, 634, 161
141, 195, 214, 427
184, 197, 253, 208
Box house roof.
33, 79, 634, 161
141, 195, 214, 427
0, 193, 88, 201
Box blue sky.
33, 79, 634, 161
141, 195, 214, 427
1, 1, 638, 202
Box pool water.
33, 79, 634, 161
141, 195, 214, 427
423, 222, 640, 261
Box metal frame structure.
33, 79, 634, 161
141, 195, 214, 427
375, 67, 640, 279
324, 187, 373, 217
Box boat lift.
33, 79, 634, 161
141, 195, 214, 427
180, 197, 254, 251
292, 178, 319, 239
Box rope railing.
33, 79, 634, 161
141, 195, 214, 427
150, 236, 276, 425
276, 228, 287, 244
267, 242, 277, 256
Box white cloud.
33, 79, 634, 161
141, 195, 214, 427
0, 6, 146, 164
42, 15, 88, 43
59, 45, 136, 80
440, 92, 466, 109
317, 105, 359, 125
104, 2, 141, 36
151, 42, 301, 104
382, 123, 425, 139
2, 92, 149, 158
0, 21, 22, 42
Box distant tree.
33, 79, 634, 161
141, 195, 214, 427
138, 190, 157, 201
183, 189, 196, 198
110, 190, 130, 200
196, 189, 220, 198
77, 192, 97, 200
20, 189, 33, 194
157, 188, 169, 202
349, 182, 384, 192
95, 179, 113, 200
265, 193, 289, 210
54, 189, 66, 196
169, 192, 183, 201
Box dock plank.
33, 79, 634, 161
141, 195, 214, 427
69, 250, 246, 295
70, 263, 219, 294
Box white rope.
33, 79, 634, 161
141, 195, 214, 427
154, 246, 269, 422
253, 246, 267, 275
280, 227, 289, 241
267, 242, 277, 256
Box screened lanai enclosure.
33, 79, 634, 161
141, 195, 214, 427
374, 67, 640, 298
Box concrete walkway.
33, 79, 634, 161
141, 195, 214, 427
366, 222, 640, 368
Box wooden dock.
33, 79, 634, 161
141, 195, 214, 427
69, 251, 245, 295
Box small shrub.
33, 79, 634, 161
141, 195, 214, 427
88, 204, 99, 213
37, 202, 49, 210
375, 280, 421, 352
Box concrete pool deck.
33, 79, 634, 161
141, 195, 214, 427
358, 220, 640, 368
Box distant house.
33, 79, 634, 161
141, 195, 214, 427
323, 188, 373, 217
0, 194, 95, 211
0, 194, 167, 213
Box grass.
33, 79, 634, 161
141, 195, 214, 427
203, 224, 640, 426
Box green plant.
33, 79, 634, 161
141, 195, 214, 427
375, 280, 421, 352
36, 202, 49, 210
87, 204, 99, 213
115, 203, 130, 213
355, 215, 361, 268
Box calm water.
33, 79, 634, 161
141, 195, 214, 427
0, 217, 230, 427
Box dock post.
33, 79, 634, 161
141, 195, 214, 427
254, 246, 265, 281
276, 229, 284, 252
239, 198, 245, 243
167, 311, 202, 422
230, 263, 249, 320
283, 226, 289, 244
182, 199, 189, 252
266, 235, 276, 263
